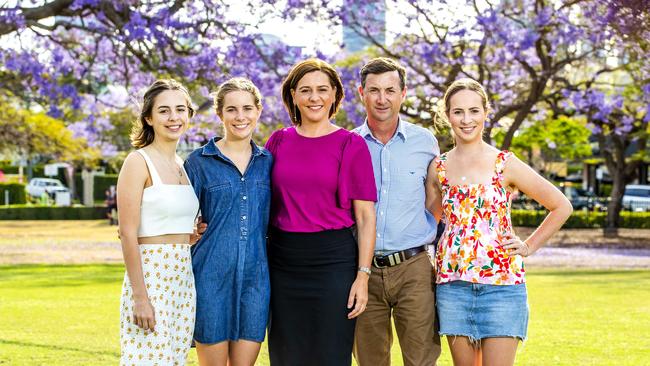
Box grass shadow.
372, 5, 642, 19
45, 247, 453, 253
0, 264, 124, 288
0, 338, 119, 358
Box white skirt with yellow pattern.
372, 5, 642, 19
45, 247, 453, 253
120, 244, 196, 366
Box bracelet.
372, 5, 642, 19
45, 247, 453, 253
522, 241, 530, 257
358, 266, 372, 276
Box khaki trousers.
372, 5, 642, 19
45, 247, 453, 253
354, 251, 441, 366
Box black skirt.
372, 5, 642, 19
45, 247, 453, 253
268, 227, 358, 366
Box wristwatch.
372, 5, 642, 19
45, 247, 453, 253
358, 266, 372, 276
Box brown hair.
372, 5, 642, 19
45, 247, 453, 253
130, 79, 194, 148
213, 77, 263, 118
359, 57, 407, 90
281, 58, 344, 125
432, 78, 490, 131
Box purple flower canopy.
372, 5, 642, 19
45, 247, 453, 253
0, 0, 648, 154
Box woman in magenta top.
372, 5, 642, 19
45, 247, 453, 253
265, 58, 377, 366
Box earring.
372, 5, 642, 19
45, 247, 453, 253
293, 104, 298, 123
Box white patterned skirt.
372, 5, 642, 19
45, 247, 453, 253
120, 244, 196, 366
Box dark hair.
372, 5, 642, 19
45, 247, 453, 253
130, 79, 194, 148
214, 77, 263, 118
359, 57, 407, 90
281, 58, 344, 125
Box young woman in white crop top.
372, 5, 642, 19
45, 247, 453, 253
116, 79, 200, 366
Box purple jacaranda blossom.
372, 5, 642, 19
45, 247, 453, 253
642, 83, 650, 96
100, 143, 118, 158
586, 123, 602, 134
520, 30, 539, 50
1, 0, 647, 156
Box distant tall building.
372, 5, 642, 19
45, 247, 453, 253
342, 0, 386, 53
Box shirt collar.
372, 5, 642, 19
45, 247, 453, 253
359, 118, 408, 143
201, 137, 270, 157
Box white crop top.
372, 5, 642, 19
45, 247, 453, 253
136, 149, 200, 238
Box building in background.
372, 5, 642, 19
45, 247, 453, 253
342, 0, 386, 53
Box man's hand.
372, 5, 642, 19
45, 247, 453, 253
190, 216, 207, 245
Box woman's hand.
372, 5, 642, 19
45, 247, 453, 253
132, 296, 156, 332
502, 233, 531, 257
347, 273, 369, 319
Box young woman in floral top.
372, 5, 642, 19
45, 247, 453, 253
425, 78, 572, 366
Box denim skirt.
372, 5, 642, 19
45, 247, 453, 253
436, 281, 528, 343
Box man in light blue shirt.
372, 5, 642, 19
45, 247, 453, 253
352, 58, 441, 366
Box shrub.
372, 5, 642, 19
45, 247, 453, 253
619, 211, 650, 229
0, 205, 106, 220
73, 174, 119, 201
0, 183, 27, 205
511, 210, 650, 229
94, 175, 118, 200
0, 165, 46, 177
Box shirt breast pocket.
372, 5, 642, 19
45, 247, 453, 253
204, 182, 233, 218
396, 167, 426, 201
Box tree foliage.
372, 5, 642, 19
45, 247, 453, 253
1, 0, 649, 231
0, 97, 99, 166
497, 115, 592, 168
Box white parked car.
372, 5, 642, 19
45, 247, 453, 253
26, 178, 70, 198
622, 184, 650, 212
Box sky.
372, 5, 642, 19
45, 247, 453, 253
3, 1, 479, 55
226, 0, 478, 55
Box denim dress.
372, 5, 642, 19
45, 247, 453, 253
184, 137, 272, 344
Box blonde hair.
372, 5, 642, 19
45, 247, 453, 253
432, 78, 490, 131
213, 77, 263, 118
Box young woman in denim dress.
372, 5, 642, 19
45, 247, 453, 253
184, 78, 272, 366
425, 78, 573, 366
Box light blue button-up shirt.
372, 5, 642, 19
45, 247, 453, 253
353, 120, 440, 253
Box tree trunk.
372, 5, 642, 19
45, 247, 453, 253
604, 170, 625, 238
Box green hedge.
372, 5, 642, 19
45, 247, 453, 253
0, 205, 106, 220
94, 175, 118, 200
0, 166, 117, 201
0, 165, 46, 177
73, 173, 119, 201
0, 183, 27, 205
511, 209, 650, 229
0, 206, 648, 226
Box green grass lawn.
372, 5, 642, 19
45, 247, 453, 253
1, 265, 648, 366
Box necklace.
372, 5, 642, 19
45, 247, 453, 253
151, 146, 183, 184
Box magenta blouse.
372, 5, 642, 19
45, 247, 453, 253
265, 127, 377, 233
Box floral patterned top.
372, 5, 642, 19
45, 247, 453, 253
434, 150, 525, 285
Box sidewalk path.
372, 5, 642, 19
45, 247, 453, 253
1, 222, 649, 268
1, 241, 649, 269
525, 247, 650, 269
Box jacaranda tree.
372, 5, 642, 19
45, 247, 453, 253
0, 0, 303, 155
1, 0, 649, 231
283, 0, 649, 232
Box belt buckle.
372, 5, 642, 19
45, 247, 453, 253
373, 252, 404, 268
372, 255, 387, 269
